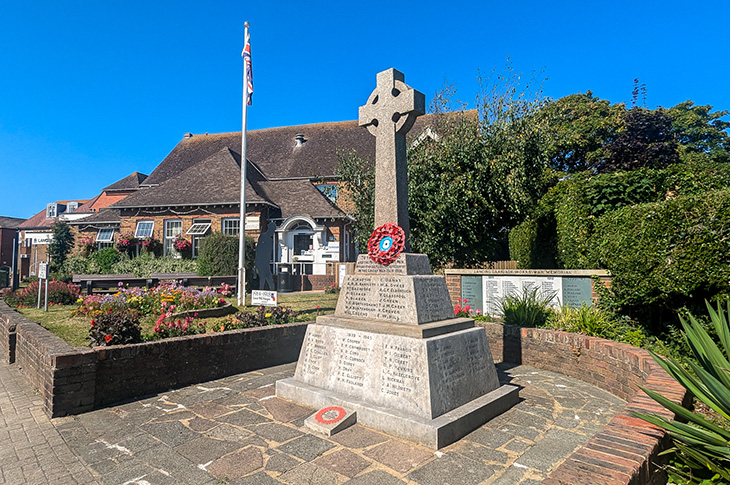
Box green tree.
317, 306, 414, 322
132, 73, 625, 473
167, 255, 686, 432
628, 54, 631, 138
48, 222, 74, 271
336, 149, 375, 253
538, 92, 624, 172
597, 107, 679, 172
667, 100, 730, 163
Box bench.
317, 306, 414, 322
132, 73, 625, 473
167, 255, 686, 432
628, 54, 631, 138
72, 273, 237, 295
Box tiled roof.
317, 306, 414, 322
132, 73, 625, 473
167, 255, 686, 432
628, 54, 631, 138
103, 172, 148, 191
255, 180, 345, 220
68, 209, 121, 226
112, 148, 269, 208
0, 216, 26, 229
143, 113, 470, 188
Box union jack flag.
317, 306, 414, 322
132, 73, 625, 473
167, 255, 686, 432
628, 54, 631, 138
243, 30, 253, 106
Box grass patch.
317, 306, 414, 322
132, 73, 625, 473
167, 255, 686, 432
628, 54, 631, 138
13, 291, 339, 348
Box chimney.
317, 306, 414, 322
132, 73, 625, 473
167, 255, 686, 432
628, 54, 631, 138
295, 134, 306, 147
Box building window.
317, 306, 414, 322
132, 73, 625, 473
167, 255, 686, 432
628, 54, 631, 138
96, 228, 114, 249
315, 184, 338, 204
294, 233, 314, 256
46, 203, 57, 219
164, 220, 182, 257
135, 220, 154, 238
222, 218, 240, 236
186, 220, 211, 259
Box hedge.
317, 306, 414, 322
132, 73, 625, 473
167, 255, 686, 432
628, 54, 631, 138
590, 188, 730, 326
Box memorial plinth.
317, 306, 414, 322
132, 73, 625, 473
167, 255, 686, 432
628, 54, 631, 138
276, 254, 519, 449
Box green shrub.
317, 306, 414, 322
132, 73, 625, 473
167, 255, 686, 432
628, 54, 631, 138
197, 233, 255, 281
93, 248, 121, 274
110, 252, 197, 277
546, 304, 647, 347
591, 189, 730, 329
88, 309, 142, 346
634, 302, 730, 483
4, 280, 81, 307
216, 306, 294, 330
498, 286, 556, 327
63, 255, 101, 275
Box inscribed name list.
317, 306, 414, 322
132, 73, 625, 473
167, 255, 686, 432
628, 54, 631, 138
295, 325, 498, 419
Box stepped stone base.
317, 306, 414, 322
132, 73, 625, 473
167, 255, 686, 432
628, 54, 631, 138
278, 376, 518, 449
275, 253, 518, 449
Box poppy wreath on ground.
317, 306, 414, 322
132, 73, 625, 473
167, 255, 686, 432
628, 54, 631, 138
367, 223, 405, 265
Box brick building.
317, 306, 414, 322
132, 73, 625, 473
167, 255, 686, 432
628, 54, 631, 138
0, 217, 25, 283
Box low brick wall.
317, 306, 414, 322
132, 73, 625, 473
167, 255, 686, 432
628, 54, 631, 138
0, 300, 308, 417
479, 322, 688, 485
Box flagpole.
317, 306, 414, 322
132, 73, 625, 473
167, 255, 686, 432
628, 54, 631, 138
237, 21, 250, 306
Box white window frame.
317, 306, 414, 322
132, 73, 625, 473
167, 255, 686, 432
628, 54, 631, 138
186, 222, 211, 236
222, 218, 240, 236
164, 219, 183, 257
135, 220, 155, 238
96, 228, 114, 242
46, 203, 57, 219
187, 220, 211, 259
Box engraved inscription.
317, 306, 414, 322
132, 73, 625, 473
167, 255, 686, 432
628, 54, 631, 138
301, 328, 328, 377
380, 343, 419, 397
375, 277, 409, 321
356, 257, 407, 274
342, 276, 379, 317
333, 331, 372, 389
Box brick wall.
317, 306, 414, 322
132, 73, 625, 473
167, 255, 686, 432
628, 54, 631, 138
93, 323, 307, 408
0, 299, 307, 417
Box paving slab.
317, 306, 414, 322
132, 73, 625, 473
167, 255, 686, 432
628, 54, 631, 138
0, 360, 626, 484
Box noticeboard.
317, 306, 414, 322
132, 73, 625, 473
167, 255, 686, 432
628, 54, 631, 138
251, 290, 277, 307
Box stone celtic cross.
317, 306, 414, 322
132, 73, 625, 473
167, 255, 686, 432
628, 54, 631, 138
359, 68, 425, 250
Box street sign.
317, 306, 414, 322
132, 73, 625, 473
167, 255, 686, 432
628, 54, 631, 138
38, 262, 48, 280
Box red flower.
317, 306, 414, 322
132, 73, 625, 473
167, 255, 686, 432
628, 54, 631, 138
90, 319, 95, 327
104, 335, 112, 343
367, 223, 405, 265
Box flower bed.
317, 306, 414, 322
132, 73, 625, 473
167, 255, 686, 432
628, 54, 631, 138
73, 281, 225, 318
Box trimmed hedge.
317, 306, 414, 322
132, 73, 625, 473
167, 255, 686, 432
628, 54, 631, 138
510, 161, 730, 270
197, 233, 255, 281
591, 188, 730, 325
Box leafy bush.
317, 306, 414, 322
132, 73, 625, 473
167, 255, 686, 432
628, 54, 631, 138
510, 161, 730, 270
213, 306, 294, 331
498, 286, 556, 327
63, 255, 101, 275
634, 302, 730, 483
591, 189, 730, 329
4, 280, 81, 307
110, 252, 197, 277
94, 248, 121, 274
197, 233, 255, 281
88, 309, 142, 346
545, 304, 647, 347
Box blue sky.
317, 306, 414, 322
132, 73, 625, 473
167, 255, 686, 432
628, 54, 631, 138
1, 1, 729, 218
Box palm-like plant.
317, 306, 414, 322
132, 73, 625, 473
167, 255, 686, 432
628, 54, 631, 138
634, 302, 730, 483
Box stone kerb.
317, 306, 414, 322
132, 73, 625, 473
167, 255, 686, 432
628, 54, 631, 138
478, 322, 689, 484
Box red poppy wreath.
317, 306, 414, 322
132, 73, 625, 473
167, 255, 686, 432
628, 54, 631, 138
367, 223, 405, 265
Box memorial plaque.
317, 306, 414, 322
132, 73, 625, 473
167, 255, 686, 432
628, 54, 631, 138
460, 276, 483, 313
482, 276, 504, 317
562, 277, 592, 308
355, 253, 431, 275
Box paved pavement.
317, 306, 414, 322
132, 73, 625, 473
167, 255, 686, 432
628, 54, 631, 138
0, 361, 624, 484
